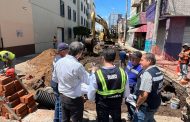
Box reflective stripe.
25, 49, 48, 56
152, 75, 164, 81
97, 68, 126, 96
131, 69, 139, 75
97, 70, 108, 92
127, 65, 130, 70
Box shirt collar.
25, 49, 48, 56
145, 65, 156, 71
66, 55, 79, 62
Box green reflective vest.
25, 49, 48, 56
96, 67, 127, 96
0, 51, 15, 62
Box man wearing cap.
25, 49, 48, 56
51, 42, 69, 122
125, 51, 143, 120
178, 43, 190, 81
52, 41, 90, 122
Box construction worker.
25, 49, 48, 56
88, 48, 130, 122
119, 49, 127, 68
52, 41, 89, 122
125, 51, 143, 120
51, 42, 69, 122
133, 53, 163, 122
177, 43, 190, 81
0, 50, 15, 68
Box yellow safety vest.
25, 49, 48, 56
0, 51, 15, 62
96, 67, 127, 96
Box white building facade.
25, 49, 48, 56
0, 0, 94, 56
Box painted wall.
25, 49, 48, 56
0, 0, 34, 48
165, 17, 186, 59
156, 19, 166, 54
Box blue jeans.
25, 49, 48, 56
51, 80, 62, 122
54, 94, 62, 122
133, 106, 157, 122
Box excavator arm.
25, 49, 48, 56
91, 12, 110, 40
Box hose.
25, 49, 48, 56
34, 89, 56, 109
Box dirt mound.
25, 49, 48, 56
17, 49, 56, 91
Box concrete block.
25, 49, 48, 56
28, 105, 37, 113
14, 80, 23, 91
17, 89, 27, 97
17, 108, 28, 118
3, 88, 16, 97
6, 93, 19, 102
8, 99, 20, 108
13, 103, 27, 114
0, 76, 13, 85
3, 81, 15, 91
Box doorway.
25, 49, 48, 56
57, 27, 64, 44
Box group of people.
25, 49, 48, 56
51, 41, 164, 122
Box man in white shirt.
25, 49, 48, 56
52, 41, 89, 122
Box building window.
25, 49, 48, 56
84, 6, 86, 14
68, 28, 72, 38
81, 2, 83, 11
142, 0, 149, 12
68, 6, 71, 20
73, 0, 76, 4
73, 10, 76, 22
60, 0, 65, 17
81, 16, 83, 25
86, 20, 88, 28
136, 5, 141, 13
84, 19, 86, 26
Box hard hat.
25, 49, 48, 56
6, 68, 15, 78
182, 43, 190, 47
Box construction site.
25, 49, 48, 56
0, 42, 189, 122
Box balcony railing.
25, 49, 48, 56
129, 12, 147, 26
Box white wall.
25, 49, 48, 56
0, 0, 34, 48
30, 0, 78, 53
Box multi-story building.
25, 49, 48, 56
126, 0, 148, 50
146, 0, 190, 59
108, 13, 122, 33
0, 0, 94, 56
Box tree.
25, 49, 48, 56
73, 26, 91, 41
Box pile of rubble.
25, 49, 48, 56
16, 49, 56, 91
0, 75, 37, 121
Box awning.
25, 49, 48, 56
128, 25, 147, 33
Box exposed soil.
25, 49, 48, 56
15, 47, 184, 118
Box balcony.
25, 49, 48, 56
132, 0, 141, 7
129, 12, 147, 26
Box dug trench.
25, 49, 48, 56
16, 48, 185, 118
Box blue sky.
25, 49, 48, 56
94, 0, 126, 20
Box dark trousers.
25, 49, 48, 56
60, 94, 84, 122
126, 86, 135, 119
96, 101, 122, 122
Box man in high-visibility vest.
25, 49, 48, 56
0, 50, 15, 68
88, 48, 130, 122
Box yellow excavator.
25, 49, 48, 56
84, 12, 115, 55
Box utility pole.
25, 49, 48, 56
152, 0, 161, 46
124, 0, 128, 45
